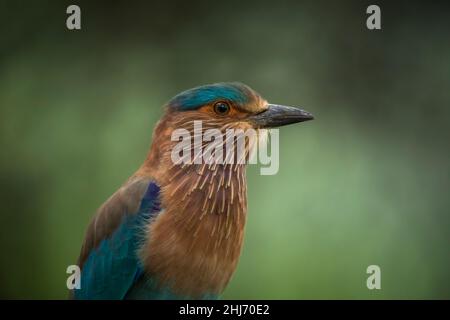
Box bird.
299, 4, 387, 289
72, 82, 313, 299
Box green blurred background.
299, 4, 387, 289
1, 0, 449, 299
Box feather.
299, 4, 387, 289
73, 177, 161, 299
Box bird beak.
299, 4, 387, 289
249, 104, 314, 128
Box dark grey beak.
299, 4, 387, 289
249, 104, 314, 128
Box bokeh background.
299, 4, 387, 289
1, 0, 449, 299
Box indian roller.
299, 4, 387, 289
73, 82, 313, 299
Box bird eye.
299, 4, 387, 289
213, 102, 230, 115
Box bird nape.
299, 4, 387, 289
73, 82, 313, 300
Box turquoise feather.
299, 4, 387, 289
169, 82, 252, 110
74, 181, 157, 299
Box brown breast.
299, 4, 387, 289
138, 162, 248, 298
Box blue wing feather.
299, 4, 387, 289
74, 180, 161, 299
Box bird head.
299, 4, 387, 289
143, 82, 313, 176
167, 82, 313, 129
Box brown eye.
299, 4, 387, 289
213, 102, 230, 115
